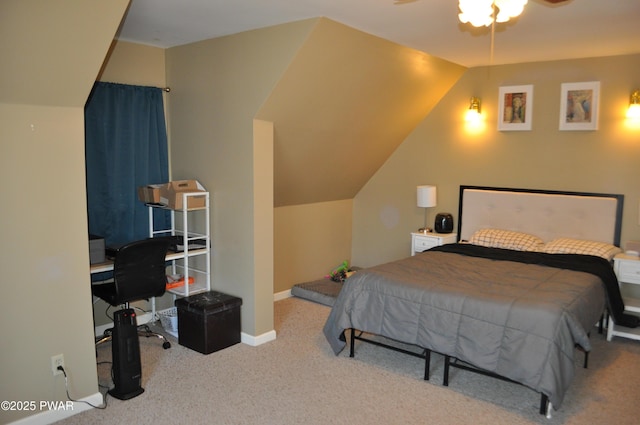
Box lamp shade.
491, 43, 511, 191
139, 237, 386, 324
417, 185, 437, 208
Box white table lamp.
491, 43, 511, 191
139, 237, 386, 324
417, 185, 437, 233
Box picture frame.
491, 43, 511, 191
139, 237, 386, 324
498, 85, 533, 131
559, 81, 600, 131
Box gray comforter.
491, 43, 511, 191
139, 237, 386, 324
323, 246, 606, 408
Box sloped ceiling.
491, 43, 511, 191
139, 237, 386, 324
0, 0, 129, 107
117, 0, 640, 69
256, 18, 466, 207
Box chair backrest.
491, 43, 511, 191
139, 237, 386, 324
112, 238, 170, 305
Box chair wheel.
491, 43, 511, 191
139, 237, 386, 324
163, 341, 171, 349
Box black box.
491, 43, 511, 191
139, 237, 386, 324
175, 291, 242, 354
89, 234, 105, 264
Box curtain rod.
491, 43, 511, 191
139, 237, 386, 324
100, 82, 171, 92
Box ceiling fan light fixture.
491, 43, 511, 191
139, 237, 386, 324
458, 0, 494, 27
495, 0, 528, 22
459, 0, 528, 27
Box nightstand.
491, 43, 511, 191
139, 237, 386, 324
607, 253, 640, 341
411, 232, 457, 256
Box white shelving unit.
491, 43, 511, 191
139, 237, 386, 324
148, 191, 211, 318
607, 253, 640, 341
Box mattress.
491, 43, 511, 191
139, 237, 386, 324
323, 244, 608, 408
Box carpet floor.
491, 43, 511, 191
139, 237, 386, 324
58, 297, 640, 425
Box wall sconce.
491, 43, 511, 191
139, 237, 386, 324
465, 97, 482, 123
417, 185, 437, 233
627, 89, 640, 119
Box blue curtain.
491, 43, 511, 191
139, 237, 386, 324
85, 82, 169, 248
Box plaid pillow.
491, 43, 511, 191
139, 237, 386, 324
543, 238, 621, 261
468, 228, 544, 252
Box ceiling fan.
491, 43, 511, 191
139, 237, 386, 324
392, 0, 570, 28
393, 0, 568, 6
458, 0, 569, 28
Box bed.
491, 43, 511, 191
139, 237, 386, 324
323, 186, 638, 416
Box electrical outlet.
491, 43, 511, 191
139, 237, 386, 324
51, 354, 64, 376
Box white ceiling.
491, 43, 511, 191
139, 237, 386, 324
116, 0, 640, 68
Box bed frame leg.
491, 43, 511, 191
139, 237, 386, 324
443, 355, 450, 386
539, 394, 553, 418
349, 328, 355, 358
584, 331, 590, 368
423, 349, 431, 381
598, 313, 604, 334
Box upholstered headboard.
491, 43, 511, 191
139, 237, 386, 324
457, 186, 624, 246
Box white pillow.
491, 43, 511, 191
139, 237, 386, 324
543, 238, 621, 261
468, 228, 544, 252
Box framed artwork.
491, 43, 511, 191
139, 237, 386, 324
498, 85, 533, 131
559, 81, 600, 131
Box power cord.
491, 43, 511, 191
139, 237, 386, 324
104, 304, 114, 322
57, 365, 108, 410
97, 361, 113, 392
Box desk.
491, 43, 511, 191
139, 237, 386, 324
91, 247, 209, 297
90, 248, 208, 332
89, 250, 206, 275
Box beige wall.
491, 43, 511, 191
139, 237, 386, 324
352, 54, 640, 268
257, 18, 465, 208
0, 105, 100, 424
274, 200, 353, 293
98, 41, 166, 87
253, 119, 275, 325
260, 18, 463, 292
165, 20, 316, 338
0, 0, 126, 107
0, 1, 129, 423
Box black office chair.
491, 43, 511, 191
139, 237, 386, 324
93, 237, 172, 350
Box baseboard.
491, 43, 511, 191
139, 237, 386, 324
241, 329, 277, 346
273, 289, 291, 301
8, 392, 103, 425
234, 290, 288, 346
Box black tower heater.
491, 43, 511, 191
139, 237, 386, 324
109, 308, 144, 400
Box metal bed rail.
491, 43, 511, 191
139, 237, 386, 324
349, 329, 431, 381
348, 327, 594, 418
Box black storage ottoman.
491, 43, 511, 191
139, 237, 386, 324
175, 291, 242, 354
